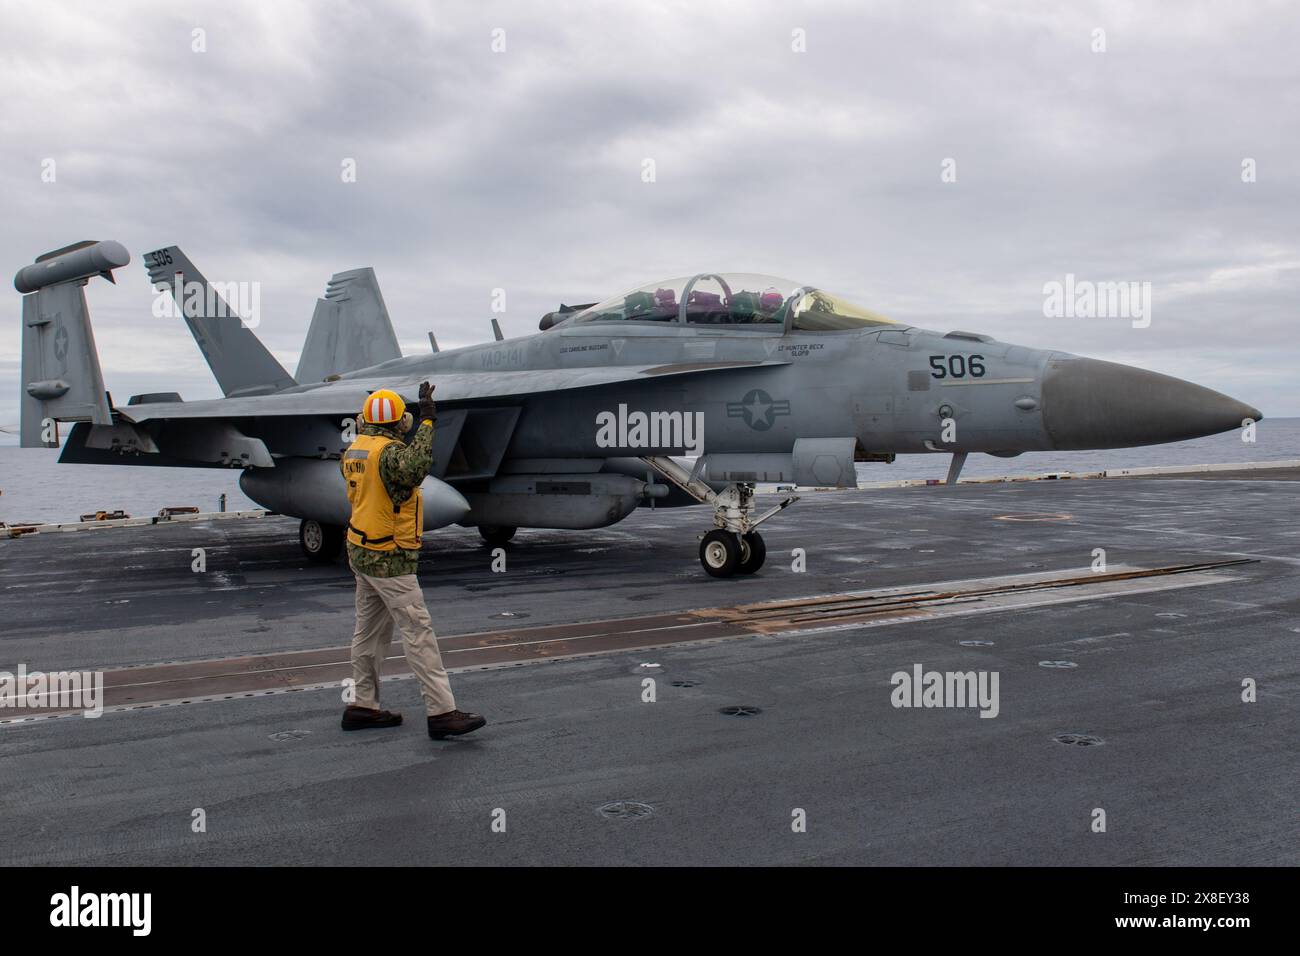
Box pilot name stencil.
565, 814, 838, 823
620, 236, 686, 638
595, 403, 705, 455
778, 342, 824, 357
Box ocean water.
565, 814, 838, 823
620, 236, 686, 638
1, 419, 1296, 526
860, 416, 1300, 483
0, 449, 260, 525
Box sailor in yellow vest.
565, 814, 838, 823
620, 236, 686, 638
340, 381, 486, 739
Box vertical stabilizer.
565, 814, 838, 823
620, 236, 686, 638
143, 245, 296, 396
295, 267, 401, 383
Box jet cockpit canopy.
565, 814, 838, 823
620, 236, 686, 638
555, 273, 895, 331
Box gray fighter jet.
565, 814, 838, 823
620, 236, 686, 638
16, 240, 1262, 577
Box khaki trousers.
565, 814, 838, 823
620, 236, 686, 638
350, 571, 456, 716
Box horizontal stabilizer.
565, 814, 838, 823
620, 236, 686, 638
295, 268, 401, 383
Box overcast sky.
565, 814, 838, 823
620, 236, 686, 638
2, 0, 1297, 441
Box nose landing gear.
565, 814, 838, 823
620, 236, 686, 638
737, 530, 766, 574
641, 455, 797, 579
699, 529, 768, 578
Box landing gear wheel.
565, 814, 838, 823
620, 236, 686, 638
699, 529, 742, 578
737, 531, 766, 574
300, 519, 344, 563
478, 525, 517, 547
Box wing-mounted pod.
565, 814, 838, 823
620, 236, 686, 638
240, 459, 469, 529
15, 240, 128, 447
696, 439, 861, 488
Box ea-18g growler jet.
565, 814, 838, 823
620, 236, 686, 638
16, 240, 1262, 577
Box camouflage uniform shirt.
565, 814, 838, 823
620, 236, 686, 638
343, 419, 435, 578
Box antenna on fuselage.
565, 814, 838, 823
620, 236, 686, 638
428, 331, 440, 352
491, 318, 504, 342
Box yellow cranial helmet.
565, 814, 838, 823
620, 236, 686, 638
361, 388, 406, 424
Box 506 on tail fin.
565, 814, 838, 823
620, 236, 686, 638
143, 245, 296, 397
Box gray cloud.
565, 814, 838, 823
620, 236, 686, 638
2, 0, 1297, 440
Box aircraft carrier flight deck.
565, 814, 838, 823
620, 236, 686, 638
0, 472, 1296, 867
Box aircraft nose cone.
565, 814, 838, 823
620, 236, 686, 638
1041, 357, 1261, 450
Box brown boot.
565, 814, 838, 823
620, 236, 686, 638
341, 705, 403, 731
427, 709, 486, 739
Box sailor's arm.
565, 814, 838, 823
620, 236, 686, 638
379, 382, 437, 502
381, 420, 434, 495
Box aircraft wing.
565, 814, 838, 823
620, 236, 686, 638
118, 360, 790, 423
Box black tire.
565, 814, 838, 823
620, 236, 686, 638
737, 531, 766, 574
699, 529, 741, 578
300, 519, 344, 563
478, 525, 518, 547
